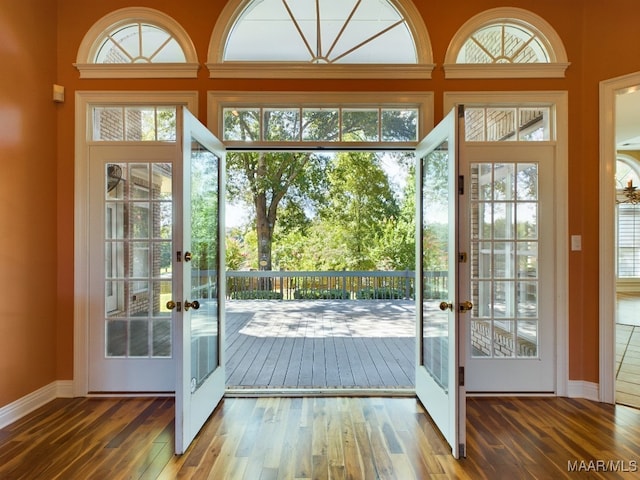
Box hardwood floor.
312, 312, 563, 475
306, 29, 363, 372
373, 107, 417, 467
617, 293, 640, 409
2, 395, 640, 479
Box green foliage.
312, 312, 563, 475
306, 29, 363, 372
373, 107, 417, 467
293, 288, 350, 300
223, 146, 451, 273
356, 287, 405, 299
230, 290, 282, 300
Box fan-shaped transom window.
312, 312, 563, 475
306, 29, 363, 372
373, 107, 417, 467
444, 7, 569, 79
457, 23, 549, 64
95, 23, 185, 64
208, 0, 434, 79
75, 7, 199, 78
225, 0, 415, 64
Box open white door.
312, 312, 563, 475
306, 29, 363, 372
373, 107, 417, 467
415, 106, 467, 458
174, 107, 226, 454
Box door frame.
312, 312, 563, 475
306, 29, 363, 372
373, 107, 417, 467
599, 72, 640, 404
73, 91, 198, 396
444, 91, 569, 397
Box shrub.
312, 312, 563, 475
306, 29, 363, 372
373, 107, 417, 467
356, 287, 405, 299
230, 290, 282, 300
293, 288, 350, 299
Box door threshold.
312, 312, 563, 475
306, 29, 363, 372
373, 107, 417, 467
225, 387, 415, 397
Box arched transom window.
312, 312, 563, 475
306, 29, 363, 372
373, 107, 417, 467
226, 0, 414, 63
444, 7, 569, 79
75, 7, 199, 78
208, 0, 434, 79
457, 23, 549, 64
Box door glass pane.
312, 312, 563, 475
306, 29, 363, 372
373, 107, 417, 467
189, 141, 220, 391
469, 162, 539, 358
104, 162, 173, 359
421, 140, 450, 390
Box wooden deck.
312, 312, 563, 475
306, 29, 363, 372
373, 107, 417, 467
225, 300, 416, 389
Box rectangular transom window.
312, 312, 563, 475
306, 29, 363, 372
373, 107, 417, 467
464, 106, 552, 142
222, 106, 418, 143
91, 106, 177, 142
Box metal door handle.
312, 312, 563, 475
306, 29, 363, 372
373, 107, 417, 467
439, 301, 453, 311
459, 301, 473, 312
184, 300, 200, 311
166, 300, 176, 310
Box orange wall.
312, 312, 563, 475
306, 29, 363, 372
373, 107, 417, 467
4, 0, 640, 406
0, 1, 58, 406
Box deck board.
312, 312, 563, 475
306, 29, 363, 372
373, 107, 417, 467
225, 300, 415, 389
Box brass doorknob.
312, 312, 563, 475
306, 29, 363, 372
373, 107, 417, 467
166, 300, 176, 310
439, 301, 453, 311
184, 300, 200, 311
459, 301, 473, 312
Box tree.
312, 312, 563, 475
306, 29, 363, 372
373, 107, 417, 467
370, 161, 416, 270
318, 151, 400, 270
225, 108, 418, 270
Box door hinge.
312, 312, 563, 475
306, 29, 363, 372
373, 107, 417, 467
458, 252, 467, 263
458, 175, 464, 195
459, 443, 466, 458
459, 366, 465, 386
177, 251, 182, 262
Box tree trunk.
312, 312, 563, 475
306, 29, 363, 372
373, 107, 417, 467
255, 191, 274, 290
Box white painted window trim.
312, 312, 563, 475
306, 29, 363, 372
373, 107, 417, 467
599, 71, 640, 405
74, 91, 199, 396
206, 0, 435, 80
444, 91, 569, 397
75, 7, 199, 79
206, 91, 434, 148
443, 8, 570, 79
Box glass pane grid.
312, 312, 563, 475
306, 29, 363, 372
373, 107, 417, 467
224, 0, 417, 64
464, 106, 551, 142
92, 106, 177, 142
95, 22, 186, 64
469, 162, 539, 359
105, 162, 173, 359
222, 106, 418, 143
457, 22, 550, 64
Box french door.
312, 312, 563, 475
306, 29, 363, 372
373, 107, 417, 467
174, 107, 226, 454
461, 144, 556, 392
415, 107, 467, 458
86, 105, 225, 454
89, 144, 178, 392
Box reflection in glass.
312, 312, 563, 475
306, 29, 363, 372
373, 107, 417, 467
104, 162, 173, 358
469, 162, 540, 358
343, 109, 378, 142
421, 141, 449, 391
302, 108, 339, 141
189, 141, 220, 391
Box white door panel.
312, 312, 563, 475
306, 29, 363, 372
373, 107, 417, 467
415, 107, 466, 458
88, 145, 177, 392
174, 107, 226, 454
461, 145, 556, 392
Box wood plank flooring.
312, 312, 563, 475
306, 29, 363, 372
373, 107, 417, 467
617, 293, 640, 409
225, 300, 415, 389
2, 395, 640, 479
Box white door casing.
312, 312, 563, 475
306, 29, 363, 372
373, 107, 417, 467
74, 92, 198, 396
445, 92, 568, 396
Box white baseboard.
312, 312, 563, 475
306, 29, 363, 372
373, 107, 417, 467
567, 380, 600, 402
0, 381, 74, 429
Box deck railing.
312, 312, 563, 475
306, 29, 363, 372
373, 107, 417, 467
219, 270, 448, 301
